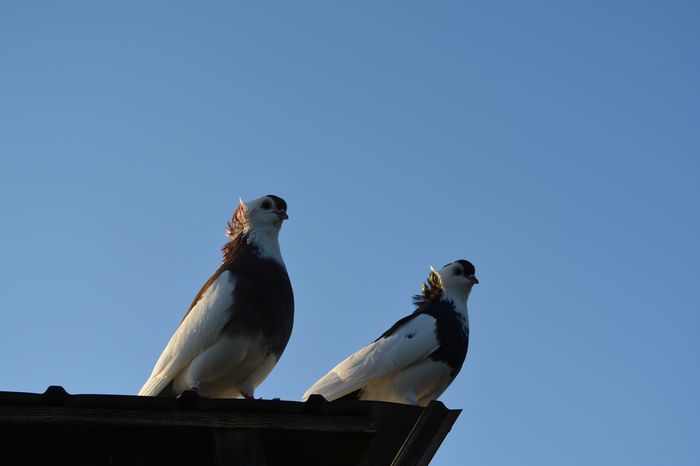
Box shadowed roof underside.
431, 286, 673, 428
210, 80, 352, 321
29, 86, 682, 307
0, 386, 460, 466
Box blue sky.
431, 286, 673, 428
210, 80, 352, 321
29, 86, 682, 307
1, 2, 699, 465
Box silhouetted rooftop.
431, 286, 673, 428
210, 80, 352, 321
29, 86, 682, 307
0, 386, 460, 466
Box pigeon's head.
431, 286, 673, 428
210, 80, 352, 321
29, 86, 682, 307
245, 195, 289, 228
438, 259, 479, 297
415, 259, 478, 307
227, 195, 289, 238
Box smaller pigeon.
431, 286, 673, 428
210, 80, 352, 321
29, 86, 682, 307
303, 260, 478, 406
139, 195, 294, 399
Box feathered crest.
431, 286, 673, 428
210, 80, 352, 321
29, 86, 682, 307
226, 198, 249, 239
412, 266, 444, 307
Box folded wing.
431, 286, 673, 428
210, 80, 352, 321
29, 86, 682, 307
303, 313, 439, 401
138, 271, 236, 396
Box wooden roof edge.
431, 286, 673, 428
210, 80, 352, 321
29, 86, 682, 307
390, 401, 462, 466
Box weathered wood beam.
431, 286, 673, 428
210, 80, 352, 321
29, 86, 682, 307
0, 406, 375, 434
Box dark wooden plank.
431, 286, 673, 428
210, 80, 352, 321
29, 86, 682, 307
0, 423, 214, 466
0, 406, 375, 434
213, 429, 267, 466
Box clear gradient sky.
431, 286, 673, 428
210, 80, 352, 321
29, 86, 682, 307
1, 2, 699, 465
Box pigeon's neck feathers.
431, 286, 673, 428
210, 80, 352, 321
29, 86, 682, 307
222, 228, 284, 266
413, 267, 469, 320
224, 201, 285, 265
245, 226, 284, 264
441, 288, 469, 321
412, 267, 444, 307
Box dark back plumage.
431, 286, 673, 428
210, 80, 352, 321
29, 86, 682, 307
221, 235, 294, 356
423, 300, 469, 376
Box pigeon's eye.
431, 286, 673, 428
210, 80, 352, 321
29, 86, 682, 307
261, 200, 272, 210
454, 268, 462, 276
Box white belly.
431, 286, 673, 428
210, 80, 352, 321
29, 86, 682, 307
360, 359, 453, 406
172, 334, 278, 398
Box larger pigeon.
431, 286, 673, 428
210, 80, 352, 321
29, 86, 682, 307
139, 195, 294, 398
303, 260, 478, 406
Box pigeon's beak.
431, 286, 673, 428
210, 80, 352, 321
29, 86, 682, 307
468, 275, 479, 285
276, 210, 289, 220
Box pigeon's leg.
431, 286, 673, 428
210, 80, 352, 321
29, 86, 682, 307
237, 356, 276, 401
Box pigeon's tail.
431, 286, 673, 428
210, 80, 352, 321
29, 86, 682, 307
303, 372, 357, 402
138, 376, 172, 397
